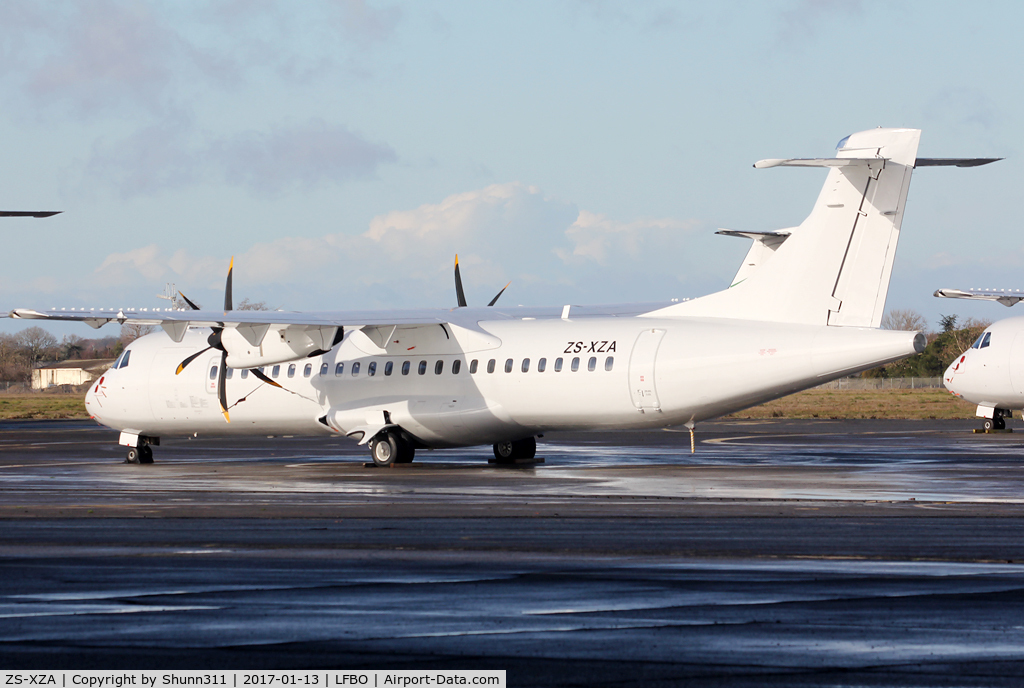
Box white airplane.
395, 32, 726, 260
934, 288, 1024, 429
8, 128, 998, 465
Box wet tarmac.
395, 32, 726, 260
2, 419, 1024, 686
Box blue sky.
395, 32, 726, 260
1, 0, 1020, 336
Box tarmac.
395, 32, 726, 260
2, 418, 1024, 686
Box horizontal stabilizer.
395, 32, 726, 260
716, 229, 792, 241
915, 158, 1002, 168
0, 211, 61, 218
717, 229, 793, 287
934, 288, 1024, 307
753, 158, 885, 169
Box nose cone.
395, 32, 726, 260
83, 376, 105, 424
943, 351, 969, 395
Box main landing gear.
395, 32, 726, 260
493, 437, 536, 463
369, 430, 416, 467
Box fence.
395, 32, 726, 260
816, 377, 944, 390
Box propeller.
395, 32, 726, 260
174, 258, 236, 422
453, 254, 510, 308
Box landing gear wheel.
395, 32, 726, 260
370, 433, 399, 466
138, 445, 154, 464
493, 437, 537, 463
125, 447, 140, 464
395, 440, 415, 464
995, 416, 1007, 430
983, 419, 994, 431
370, 431, 415, 466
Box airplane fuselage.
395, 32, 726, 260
87, 315, 922, 448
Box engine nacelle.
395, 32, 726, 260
222, 324, 341, 368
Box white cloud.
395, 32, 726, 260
86, 182, 703, 309
559, 210, 697, 265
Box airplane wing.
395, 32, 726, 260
7, 302, 668, 330
934, 288, 1024, 307
0, 211, 61, 218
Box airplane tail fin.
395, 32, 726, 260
651, 128, 923, 327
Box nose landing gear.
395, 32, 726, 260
981, 408, 1011, 432
125, 445, 154, 464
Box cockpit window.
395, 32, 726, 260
971, 334, 984, 349
981, 332, 992, 349
110, 352, 125, 369
118, 350, 131, 368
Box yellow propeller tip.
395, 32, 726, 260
175, 365, 184, 375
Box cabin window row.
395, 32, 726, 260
213, 356, 615, 380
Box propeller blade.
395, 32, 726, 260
218, 350, 230, 423
224, 256, 234, 312
175, 346, 213, 375
249, 367, 283, 389
178, 291, 201, 311
454, 254, 467, 308
487, 282, 511, 307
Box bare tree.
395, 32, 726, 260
16, 326, 58, 364
120, 323, 155, 344
236, 298, 268, 311
881, 308, 927, 332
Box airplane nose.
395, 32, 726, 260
943, 353, 968, 393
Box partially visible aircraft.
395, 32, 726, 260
7, 129, 998, 465
0, 211, 61, 218
934, 288, 1024, 429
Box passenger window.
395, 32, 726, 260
470, 359, 478, 374
981, 332, 992, 349
226, 368, 234, 379
303, 363, 312, 378
504, 358, 513, 373
554, 357, 563, 372
335, 362, 345, 376
319, 363, 328, 376
368, 361, 377, 377
452, 360, 461, 374
521, 358, 530, 373
258, 366, 265, 374
385, 361, 393, 376
351, 362, 361, 376
588, 357, 597, 372
402, 361, 410, 375
487, 359, 496, 373
571, 357, 580, 372
119, 350, 131, 368
287, 364, 296, 378
605, 356, 614, 371
418, 360, 427, 375
210, 365, 218, 380
538, 358, 546, 372
435, 360, 443, 375
272, 365, 281, 378
241, 369, 249, 379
